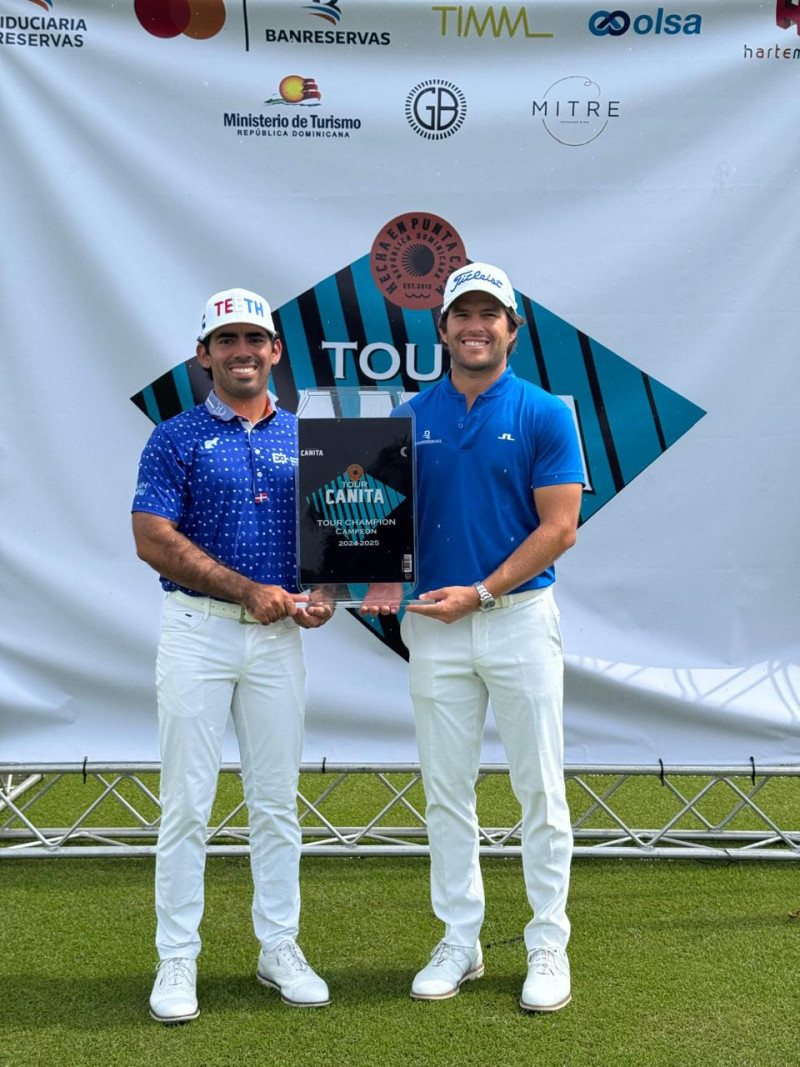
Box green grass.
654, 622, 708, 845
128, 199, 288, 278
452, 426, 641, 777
2, 775, 799, 1066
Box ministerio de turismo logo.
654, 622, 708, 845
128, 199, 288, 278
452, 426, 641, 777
134, 0, 226, 39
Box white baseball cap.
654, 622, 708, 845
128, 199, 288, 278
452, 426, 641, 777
441, 262, 518, 314
199, 287, 276, 341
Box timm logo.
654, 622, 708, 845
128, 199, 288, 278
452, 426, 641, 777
432, 4, 553, 37
134, 0, 226, 39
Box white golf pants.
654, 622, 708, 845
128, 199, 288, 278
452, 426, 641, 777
154, 593, 306, 960
402, 586, 572, 952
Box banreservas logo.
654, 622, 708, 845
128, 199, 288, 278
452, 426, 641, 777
588, 8, 701, 36
265, 0, 390, 45
305, 0, 341, 23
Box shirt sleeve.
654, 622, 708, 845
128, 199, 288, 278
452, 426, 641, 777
131, 424, 189, 522
532, 398, 586, 488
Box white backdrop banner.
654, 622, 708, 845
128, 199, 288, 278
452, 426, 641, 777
1, 0, 798, 766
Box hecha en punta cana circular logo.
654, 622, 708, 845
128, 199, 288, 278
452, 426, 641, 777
370, 212, 467, 310
135, 0, 226, 39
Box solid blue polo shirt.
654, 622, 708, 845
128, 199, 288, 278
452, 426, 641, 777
400, 367, 584, 595
132, 391, 299, 595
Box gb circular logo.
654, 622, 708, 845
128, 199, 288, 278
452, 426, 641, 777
135, 0, 226, 39
405, 80, 467, 141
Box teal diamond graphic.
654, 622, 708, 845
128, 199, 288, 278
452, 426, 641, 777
132, 217, 705, 655
307, 471, 406, 544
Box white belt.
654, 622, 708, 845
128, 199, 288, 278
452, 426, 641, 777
493, 586, 548, 610
169, 589, 261, 624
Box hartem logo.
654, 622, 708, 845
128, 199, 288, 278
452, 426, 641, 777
776, 0, 800, 33
135, 0, 226, 39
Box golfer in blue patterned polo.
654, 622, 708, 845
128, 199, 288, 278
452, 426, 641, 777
133, 288, 332, 1023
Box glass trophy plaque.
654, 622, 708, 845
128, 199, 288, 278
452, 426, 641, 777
296, 388, 417, 608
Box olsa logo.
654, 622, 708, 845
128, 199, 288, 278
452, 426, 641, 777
589, 8, 702, 36
135, 0, 226, 39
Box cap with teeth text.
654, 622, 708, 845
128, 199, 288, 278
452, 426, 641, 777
200, 288, 276, 341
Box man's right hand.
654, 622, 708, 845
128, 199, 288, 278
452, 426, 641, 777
359, 584, 405, 617
241, 584, 307, 625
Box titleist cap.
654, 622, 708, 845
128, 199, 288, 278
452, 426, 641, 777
441, 262, 518, 314
199, 288, 276, 341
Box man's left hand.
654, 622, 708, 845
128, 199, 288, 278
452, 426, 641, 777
294, 590, 335, 629
404, 585, 480, 624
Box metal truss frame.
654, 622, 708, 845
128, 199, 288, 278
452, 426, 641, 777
1, 763, 798, 860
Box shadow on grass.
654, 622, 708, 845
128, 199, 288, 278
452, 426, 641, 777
2, 964, 480, 1031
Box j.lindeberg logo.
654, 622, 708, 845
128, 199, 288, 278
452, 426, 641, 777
405, 80, 467, 141
533, 77, 620, 146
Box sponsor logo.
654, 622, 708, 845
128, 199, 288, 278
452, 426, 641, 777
265, 0, 390, 45
1, 0, 87, 47
588, 9, 702, 36
406, 80, 467, 141
307, 472, 405, 543
224, 79, 364, 139
266, 75, 322, 106
431, 4, 553, 38
301, 449, 325, 457
135, 0, 226, 39
777, 0, 800, 33
743, 1, 800, 59
306, 0, 341, 24
346, 463, 365, 482
370, 212, 468, 310
497, 433, 515, 441
532, 77, 619, 146
203, 437, 221, 450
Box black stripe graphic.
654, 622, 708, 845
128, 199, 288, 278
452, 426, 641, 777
520, 294, 550, 392
271, 310, 299, 413
334, 266, 379, 389
578, 332, 624, 493
642, 373, 667, 453
150, 368, 182, 423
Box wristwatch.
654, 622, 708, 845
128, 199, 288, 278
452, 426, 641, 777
473, 581, 496, 612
